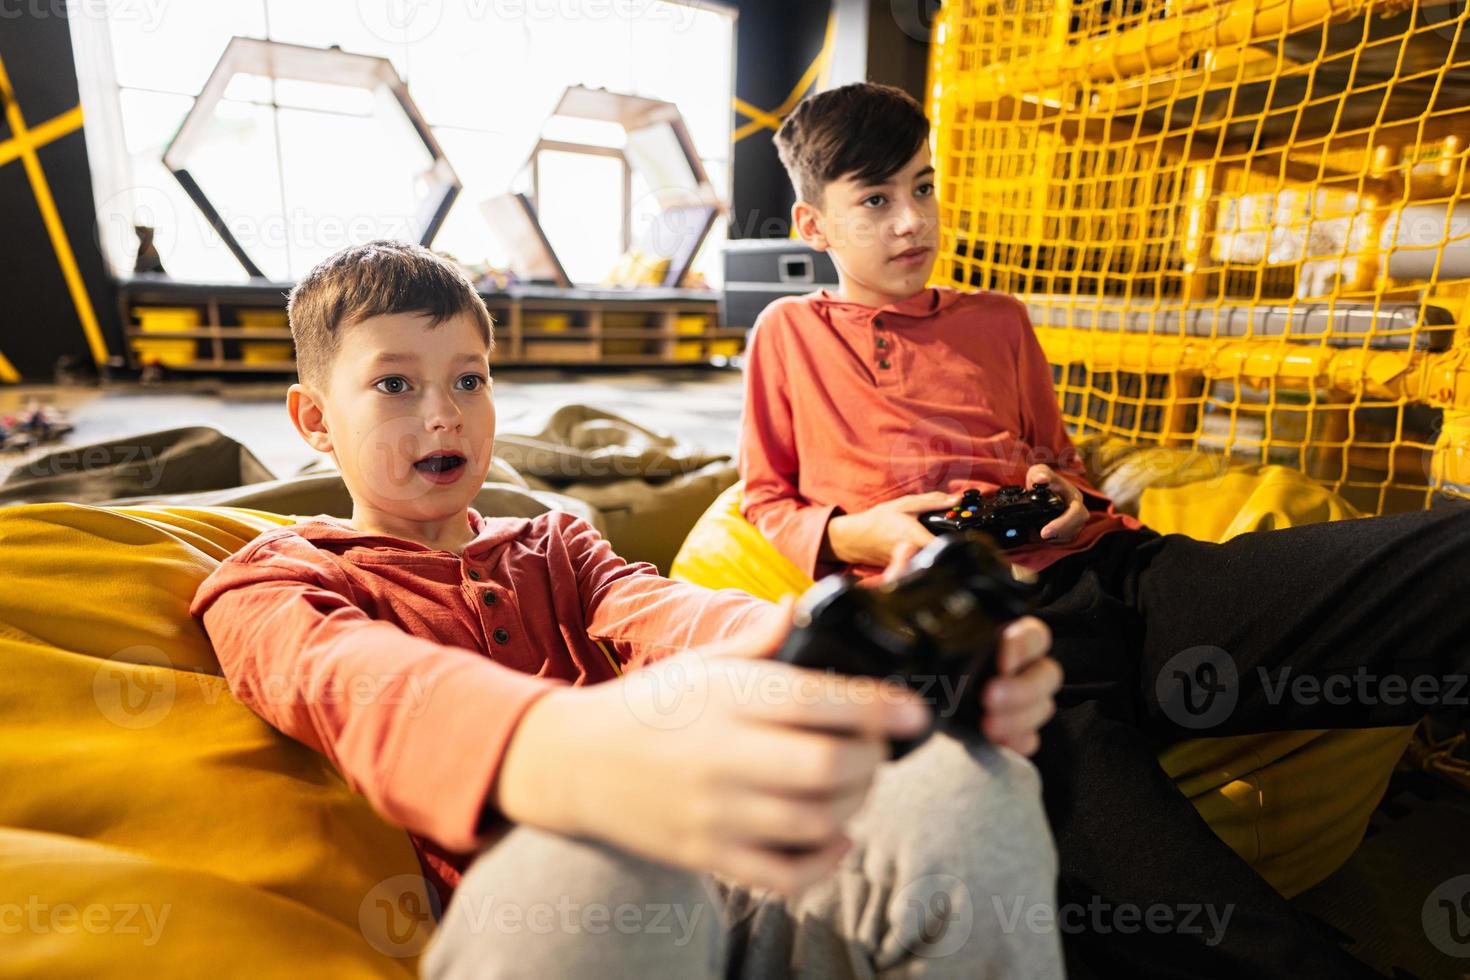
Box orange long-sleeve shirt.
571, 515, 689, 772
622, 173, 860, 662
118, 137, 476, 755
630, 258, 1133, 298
190, 508, 777, 908
739, 286, 1142, 579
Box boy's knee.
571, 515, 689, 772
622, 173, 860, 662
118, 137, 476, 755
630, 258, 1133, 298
899, 734, 1054, 878
846, 735, 1060, 972
860, 734, 1056, 904
422, 827, 724, 980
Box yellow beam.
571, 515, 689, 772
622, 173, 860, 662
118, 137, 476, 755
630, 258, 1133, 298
948, 0, 1372, 103
731, 10, 837, 143
0, 105, 82, 169
0, 57, 108, 371
732, 98, 782, 133
1033, 327, 1470, 412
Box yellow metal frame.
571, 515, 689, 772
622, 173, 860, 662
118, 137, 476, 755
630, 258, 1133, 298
0, 52, 109, 378
929, 0, 1470, 513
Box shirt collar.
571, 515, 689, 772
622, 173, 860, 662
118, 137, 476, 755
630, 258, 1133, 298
810, 285, 961, 321
291, 507, 528, 558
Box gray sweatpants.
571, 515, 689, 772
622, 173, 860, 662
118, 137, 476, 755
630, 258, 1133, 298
420, 733, 1063, 979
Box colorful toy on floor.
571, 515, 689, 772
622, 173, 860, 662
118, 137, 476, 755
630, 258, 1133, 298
0, 401, 74, 452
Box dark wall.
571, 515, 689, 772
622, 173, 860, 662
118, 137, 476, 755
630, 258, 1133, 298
728, 0, 832, 240
0, 12, 120, 381
727, 0, 931, 241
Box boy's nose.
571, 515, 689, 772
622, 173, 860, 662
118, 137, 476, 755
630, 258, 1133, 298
892, 202, 926, 237
423, 392, 463, 433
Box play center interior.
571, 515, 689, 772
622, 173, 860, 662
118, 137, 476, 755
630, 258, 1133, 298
0, 0, 1468, 975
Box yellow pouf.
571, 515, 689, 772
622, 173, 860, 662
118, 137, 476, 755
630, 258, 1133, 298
0, 504, 432, 978
671, 478, 1413, 898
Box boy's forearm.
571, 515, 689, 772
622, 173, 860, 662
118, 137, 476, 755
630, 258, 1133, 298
489, 688, 589, 838
822, 512, 851, 564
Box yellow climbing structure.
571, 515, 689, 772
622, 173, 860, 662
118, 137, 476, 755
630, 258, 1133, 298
927, 0, 1470, 514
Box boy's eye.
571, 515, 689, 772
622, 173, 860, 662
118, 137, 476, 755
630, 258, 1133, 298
375, 376, 409, 395
916, 182, 935, 197
863, 194, 887, 208
456, 374, 488, 391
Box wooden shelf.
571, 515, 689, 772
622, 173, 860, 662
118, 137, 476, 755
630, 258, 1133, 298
125, 327, 294, 340
118, 275, 743, 373
164, 360, 301, 373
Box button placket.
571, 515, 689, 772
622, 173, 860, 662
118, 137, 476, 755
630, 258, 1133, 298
462, 558, 505, 648
873, 315, 895, 375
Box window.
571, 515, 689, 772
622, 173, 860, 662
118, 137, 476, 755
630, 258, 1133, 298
76, 0, 734, 284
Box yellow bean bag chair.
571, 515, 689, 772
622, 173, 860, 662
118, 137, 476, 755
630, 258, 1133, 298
0, 504, 436, 979
671, 467, 1415, 898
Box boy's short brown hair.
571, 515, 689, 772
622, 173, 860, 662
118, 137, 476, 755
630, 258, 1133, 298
287, 240, 494, 389
773, 83, 930, 207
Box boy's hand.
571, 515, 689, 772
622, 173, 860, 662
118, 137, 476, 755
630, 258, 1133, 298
982, 617, 1061, 756
824, 491, 958, 568
883, 542, 1061, 757
1028, 464, 1089, 544
494, 607, 932, 895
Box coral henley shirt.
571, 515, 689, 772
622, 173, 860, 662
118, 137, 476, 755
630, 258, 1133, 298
739, 286, 1141, 579
191, 508, 777, 908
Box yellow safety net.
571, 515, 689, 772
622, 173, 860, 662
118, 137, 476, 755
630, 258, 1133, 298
927, 0, 1470, 515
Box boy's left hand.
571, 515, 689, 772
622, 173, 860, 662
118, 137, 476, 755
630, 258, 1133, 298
1028, 464, 1089, 544
980, 617, 1061, 756
882, 543, 1062, 757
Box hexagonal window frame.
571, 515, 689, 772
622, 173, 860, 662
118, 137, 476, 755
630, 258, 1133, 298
162, 36, 460, 279
484, 84, 724, 289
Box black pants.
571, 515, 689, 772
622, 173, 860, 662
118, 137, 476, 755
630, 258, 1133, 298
1029, 500, 1470, 979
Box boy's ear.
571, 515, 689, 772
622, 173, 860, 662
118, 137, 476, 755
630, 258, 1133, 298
287, 382, 334, 454
791, 200, 830, 252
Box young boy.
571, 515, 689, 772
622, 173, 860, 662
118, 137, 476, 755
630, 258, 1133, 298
743, 82, 1470, 978
190, 241, 1067, 978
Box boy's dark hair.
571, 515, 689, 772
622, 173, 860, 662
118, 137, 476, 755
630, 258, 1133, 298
773, 83, 930, 206
287, 240, 494, 389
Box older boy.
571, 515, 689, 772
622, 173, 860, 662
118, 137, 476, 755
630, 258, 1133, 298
191, 241, 1065, 978
742, 82, 1470, 978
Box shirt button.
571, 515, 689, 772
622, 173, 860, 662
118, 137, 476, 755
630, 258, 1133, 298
481, 590, 498, 606
876, 338, 889, 349
492, 627, 510, 645
879, 358, 892, 370
467, 569, 481, 581
874, 316, 885, 329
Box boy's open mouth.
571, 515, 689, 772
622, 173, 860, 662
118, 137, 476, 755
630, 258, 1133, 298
413, 452, 467, 473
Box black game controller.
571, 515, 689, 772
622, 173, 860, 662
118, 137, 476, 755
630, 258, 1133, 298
918, 485, 1067, 549
774, 533, 1032, 758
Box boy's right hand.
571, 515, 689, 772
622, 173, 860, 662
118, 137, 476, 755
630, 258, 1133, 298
494, 606, 931, 895
823, 491, 958, 568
